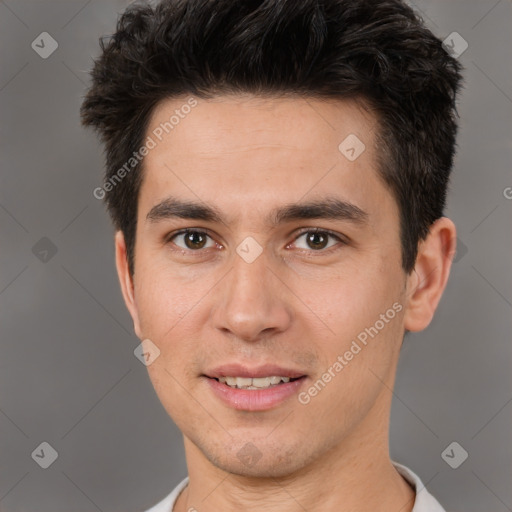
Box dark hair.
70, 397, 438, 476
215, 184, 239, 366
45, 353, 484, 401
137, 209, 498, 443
81, 0, 463, 276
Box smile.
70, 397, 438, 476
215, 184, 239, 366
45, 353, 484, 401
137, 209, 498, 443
204, 375, 307, 411
216, 376, 298, 389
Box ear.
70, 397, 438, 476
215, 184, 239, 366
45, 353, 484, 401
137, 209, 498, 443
115, 230, 142, 339
403, 217, 457, 332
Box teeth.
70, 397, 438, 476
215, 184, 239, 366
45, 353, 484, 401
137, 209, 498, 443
218, 376, 292, 389
236, 377, 252, 387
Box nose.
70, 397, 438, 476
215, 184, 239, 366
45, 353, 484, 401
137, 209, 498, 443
211, 246, 293, 342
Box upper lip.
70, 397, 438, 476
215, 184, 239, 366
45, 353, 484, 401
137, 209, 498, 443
204, 363, 307, 379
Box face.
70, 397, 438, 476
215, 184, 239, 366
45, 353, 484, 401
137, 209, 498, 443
118, 94, 417, 478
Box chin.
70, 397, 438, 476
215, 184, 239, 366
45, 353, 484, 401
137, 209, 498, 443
213, 457, 303, 479
202, 438, 310, 479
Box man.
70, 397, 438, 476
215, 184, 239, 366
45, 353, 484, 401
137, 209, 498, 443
81, 0, 463, 510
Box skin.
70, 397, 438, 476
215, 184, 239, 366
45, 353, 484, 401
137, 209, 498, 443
115, 94, 456, 512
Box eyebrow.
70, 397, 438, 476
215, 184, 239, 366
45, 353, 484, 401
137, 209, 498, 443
145, 195, 368, 227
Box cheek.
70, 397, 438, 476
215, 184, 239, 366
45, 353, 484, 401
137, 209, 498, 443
306, 264, 405, 376
310, 268, 396, 327
134, 260, 201, 337
299, 295, 405, 430
133, 265, 212, 378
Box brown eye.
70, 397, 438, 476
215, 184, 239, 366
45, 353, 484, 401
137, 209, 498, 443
305, 231, 329, 250
292, 229, 344, 252
169, 230, 215, 251
184, 231, 207, 249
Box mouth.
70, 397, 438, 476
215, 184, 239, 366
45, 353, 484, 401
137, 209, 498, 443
201, 365, 308, 411
207, 375, 305, 390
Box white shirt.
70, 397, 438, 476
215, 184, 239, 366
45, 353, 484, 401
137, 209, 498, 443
144, 461, 446, 512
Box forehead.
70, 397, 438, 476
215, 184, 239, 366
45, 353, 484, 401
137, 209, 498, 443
146, 94, 377, 160
138, 94, 395, 230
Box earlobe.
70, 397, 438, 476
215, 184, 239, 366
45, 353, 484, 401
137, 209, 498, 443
114, 230, 142, 339
403, 217, 457, 332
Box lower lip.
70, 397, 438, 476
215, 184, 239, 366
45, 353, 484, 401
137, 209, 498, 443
204, 376, 307, 411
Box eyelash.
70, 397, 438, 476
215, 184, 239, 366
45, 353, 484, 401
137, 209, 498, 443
165, 227, 347, 256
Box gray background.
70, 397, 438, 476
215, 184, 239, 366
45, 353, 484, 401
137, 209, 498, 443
1, 0, 511, 511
